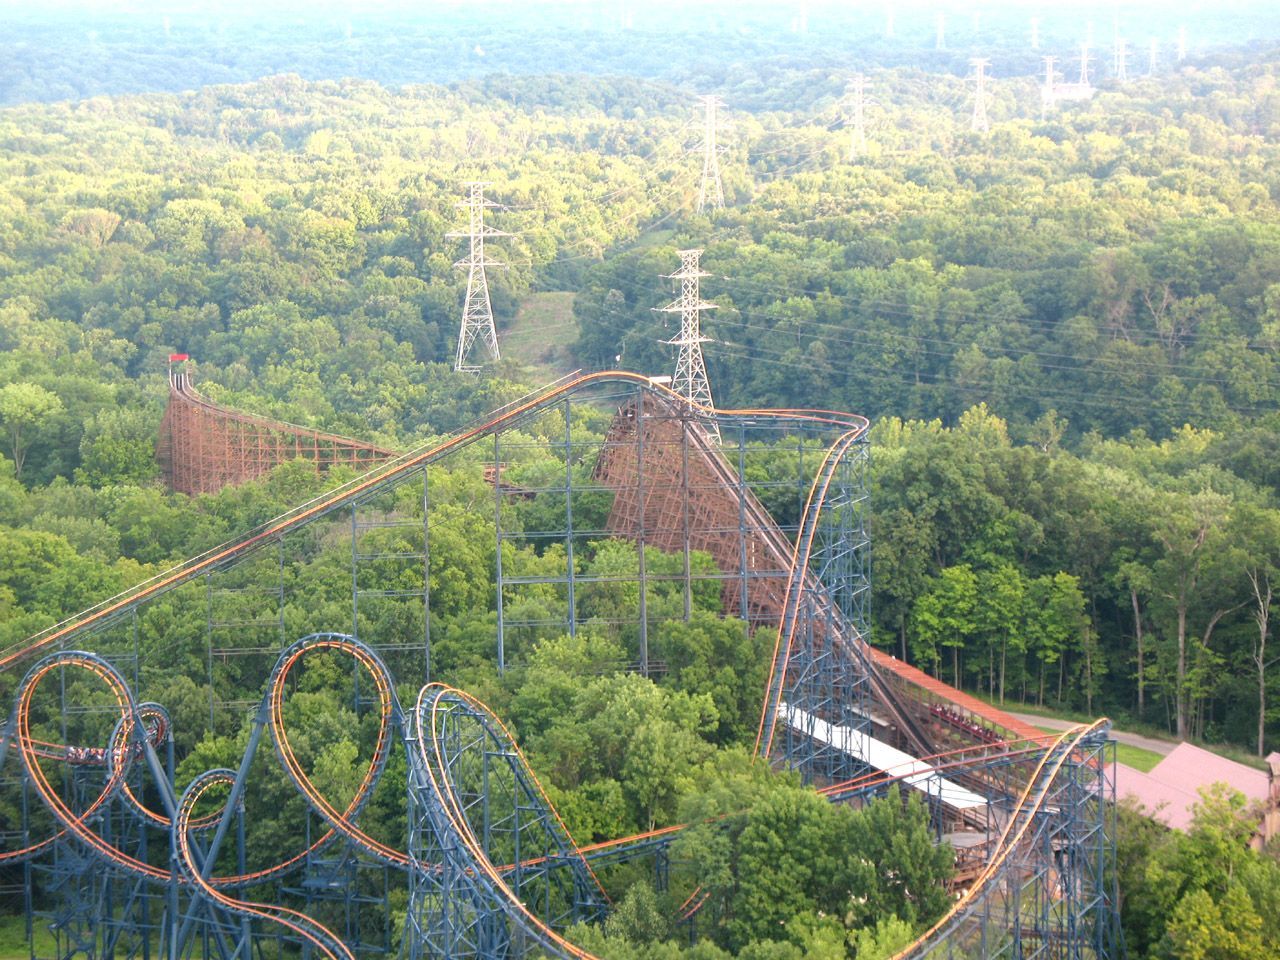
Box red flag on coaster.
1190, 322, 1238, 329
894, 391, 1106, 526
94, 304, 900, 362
169, 353, 189, 362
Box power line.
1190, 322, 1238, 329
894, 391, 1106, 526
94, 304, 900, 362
712, 300, 1264, 393
584, 287, 1280, 421
709, 335, 1277, 420
595, 291, 1278, 420
709, 273, 1277, 383
596, 237, 1231, 362
595, 268, 1278, 391
708, 311, 1275, 404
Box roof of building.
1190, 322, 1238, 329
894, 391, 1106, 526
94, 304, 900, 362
1114, 764, 1204, 831
1115, 741, 1270, 831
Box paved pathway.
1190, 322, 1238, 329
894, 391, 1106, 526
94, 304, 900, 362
1006, 711, 1176, 756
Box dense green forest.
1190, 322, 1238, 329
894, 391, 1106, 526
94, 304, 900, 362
6, 12, 1280, 956
6, 54, 1280, 746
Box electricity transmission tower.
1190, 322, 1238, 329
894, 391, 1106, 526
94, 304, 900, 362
1114, 36, 1128, 82
1148, 37, 1158, 76
1040, 56, 1058, 120
1031, 16, 1041, 50
448, 182, 509, 373
935, 12, 946, 50
969, 58, 991, 134
1177, 26, 1187, 61
1078, 43, 1093, 86
845, 74, 875, 159
695, 95, 725, 213
657, 249, 720, 444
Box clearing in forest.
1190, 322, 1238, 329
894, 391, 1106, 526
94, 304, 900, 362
504, 292, 579, 381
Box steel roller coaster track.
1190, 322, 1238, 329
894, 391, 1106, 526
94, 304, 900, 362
0, 373, 1120, 959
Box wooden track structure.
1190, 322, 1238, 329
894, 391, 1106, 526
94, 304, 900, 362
157, 370, 397, 495
593, 393, 1042, 751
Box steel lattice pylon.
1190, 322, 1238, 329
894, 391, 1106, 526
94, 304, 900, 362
695, 95, 725, 213
1, 374, 1121, 960
656, 249, 721, 444
449, 182, 509, 373
846, 74, 873, 159
969, 58, 991, 134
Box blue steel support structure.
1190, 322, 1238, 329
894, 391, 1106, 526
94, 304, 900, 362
0, 374, 1121, 960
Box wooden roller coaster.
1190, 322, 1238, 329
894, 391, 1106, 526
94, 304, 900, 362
157, 369, 397, 495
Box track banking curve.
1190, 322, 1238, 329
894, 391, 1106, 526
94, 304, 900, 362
754, 427, 867, 759
10, 636, 409, 955
7, 637, 394, 880
175, 768, 358, 960
11, 646, 1097, 960
0, 381, 864, 930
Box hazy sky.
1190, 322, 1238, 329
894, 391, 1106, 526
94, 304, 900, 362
1, 0, 1276, 18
